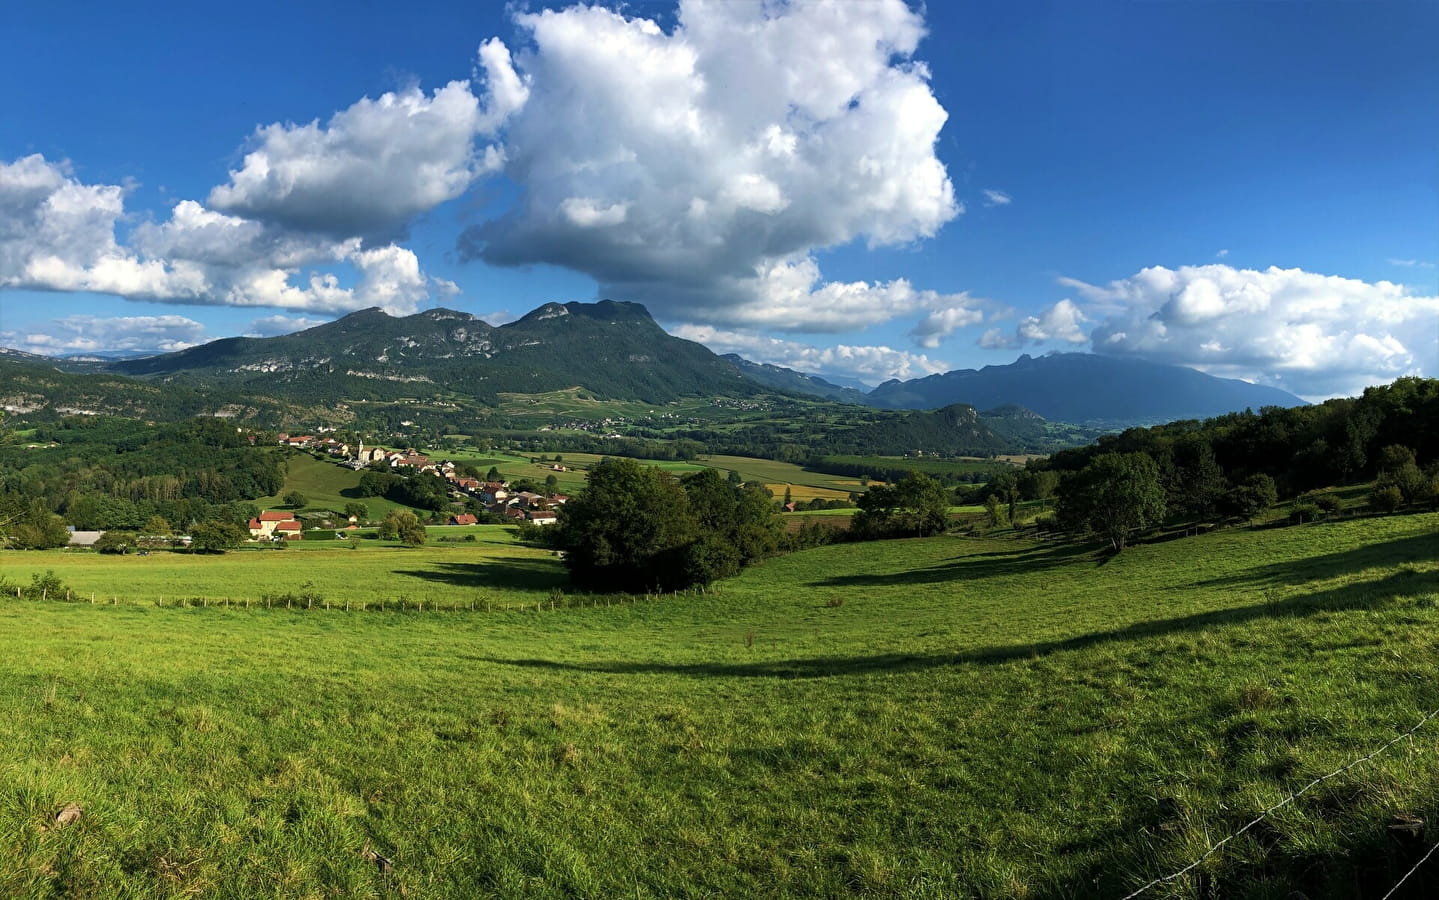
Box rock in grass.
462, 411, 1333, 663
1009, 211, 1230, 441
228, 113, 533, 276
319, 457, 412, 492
54, 803, 83, 828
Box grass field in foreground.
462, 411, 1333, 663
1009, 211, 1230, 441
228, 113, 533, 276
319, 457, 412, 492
1, 525, 565, 608
0, 512, 1436, 897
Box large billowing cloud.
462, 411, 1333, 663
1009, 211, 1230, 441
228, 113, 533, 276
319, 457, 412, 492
207, 80, 502, 240
979, 298, 1089, 350
460, 0, 961, 333
672, 323, 947, 386
0, 155, 447, 315
1050, 264, 1438, 399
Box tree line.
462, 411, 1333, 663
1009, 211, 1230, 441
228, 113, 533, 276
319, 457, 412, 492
0, 416, 287, 548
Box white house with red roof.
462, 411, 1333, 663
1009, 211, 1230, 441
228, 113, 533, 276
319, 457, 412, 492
248, 510, 301, 540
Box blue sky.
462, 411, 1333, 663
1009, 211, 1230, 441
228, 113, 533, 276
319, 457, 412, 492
1, 0, 1435, 400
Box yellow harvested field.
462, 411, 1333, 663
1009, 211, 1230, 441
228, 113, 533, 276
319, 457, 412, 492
765, 483, 854, 502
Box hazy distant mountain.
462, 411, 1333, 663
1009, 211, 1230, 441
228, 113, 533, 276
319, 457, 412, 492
0, 354, 292, 421
867, 353, 1305, 425
111, 301, 763, 404
722, 354, 873, 405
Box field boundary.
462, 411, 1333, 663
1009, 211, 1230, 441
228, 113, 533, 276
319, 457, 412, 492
1122, 703, 1439, 898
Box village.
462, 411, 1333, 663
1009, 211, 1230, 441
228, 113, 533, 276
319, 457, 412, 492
254, 432, 570, 541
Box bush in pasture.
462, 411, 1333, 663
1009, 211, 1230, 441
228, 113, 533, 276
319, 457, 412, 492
1368, 485, 1403, 514
554, 459, 779, 593
852, 472, 951, 539
1288, 502, 1323, 525
283, 490, 307, 509
24, 570, 66, 600
781, 520, 845, 551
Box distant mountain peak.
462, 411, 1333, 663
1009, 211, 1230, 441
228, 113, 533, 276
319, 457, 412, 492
106, 297, 760, 405
868, 352, 1305, 426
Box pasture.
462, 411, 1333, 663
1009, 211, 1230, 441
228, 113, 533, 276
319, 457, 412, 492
0, 512, 1435, 897
1, 526, 563, 609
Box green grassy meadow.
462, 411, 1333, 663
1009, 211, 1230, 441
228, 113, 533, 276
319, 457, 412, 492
1, 512, 1436, 897
252, 453, 419, 521
1, 526, 564, 609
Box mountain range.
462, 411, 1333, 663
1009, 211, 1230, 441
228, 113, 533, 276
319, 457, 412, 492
4, 300, 1305, 428
866, 353, 1305, 423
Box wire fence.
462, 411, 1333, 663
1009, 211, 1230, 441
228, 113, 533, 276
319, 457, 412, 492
1121, 704, 1439, 899
0, 582, 700, 613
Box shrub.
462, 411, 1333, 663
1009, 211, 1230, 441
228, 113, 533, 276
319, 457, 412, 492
1369, 485, 1403, 514
1288, 502, 1322, 525
25, 570, 66, 601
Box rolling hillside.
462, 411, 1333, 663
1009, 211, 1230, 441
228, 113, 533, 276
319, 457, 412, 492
1, 511, 1434, 896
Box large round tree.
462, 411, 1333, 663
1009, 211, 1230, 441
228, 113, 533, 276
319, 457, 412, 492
1056, 452, 1166, 551
553, 458, 699, 593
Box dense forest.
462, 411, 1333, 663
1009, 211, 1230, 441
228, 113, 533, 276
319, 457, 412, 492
967, 378, 1439, 545
0, 417, 286, 543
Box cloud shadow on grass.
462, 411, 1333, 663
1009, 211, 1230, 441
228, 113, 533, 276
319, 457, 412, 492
483, 567, 1436, 679
811, 539, 1099, 588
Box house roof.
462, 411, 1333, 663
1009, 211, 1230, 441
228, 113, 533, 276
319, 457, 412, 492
276, 521, 302, 532
450, 514, 478, 525
259, 510, 292, 521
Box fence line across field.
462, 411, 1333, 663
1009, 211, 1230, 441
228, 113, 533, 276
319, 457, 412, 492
1380, 839, 1439, 900
1121, 703, 1439, 899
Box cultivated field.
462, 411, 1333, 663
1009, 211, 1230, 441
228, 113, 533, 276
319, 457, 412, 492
1, 512, 1435, 897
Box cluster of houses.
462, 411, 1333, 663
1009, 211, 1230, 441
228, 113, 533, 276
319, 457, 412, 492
455, 481, 567, 526
276, 432, 568, 529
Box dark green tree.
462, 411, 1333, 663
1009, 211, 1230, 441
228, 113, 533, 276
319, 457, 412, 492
379, 510, 426, 545
189, 520, 248, 553
680, 469, 781, 569
1056, 452, 1166, 551
988, 469, 1021, 525
283, 490, 307, 509
1222, 473, 1278, 523
553, 458, 699, 592
94, 531, 139, 554
853, 472, 950, 538
6, 499, 71, 550
343, 501, 369, 523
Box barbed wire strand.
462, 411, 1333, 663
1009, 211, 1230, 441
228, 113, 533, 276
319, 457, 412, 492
1379, 839, 1439, 900
1120, 704, 1439, 900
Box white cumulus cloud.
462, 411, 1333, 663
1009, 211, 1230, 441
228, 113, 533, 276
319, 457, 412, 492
0, 155, 451, 316
460, 0, 959, 331
1065, 264, 1438, 399
672, 323, 948, 386
0, 314, 208, 355
245, 315, 329, 337
207, 80, 489, 239
979, 298, 1088, 349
